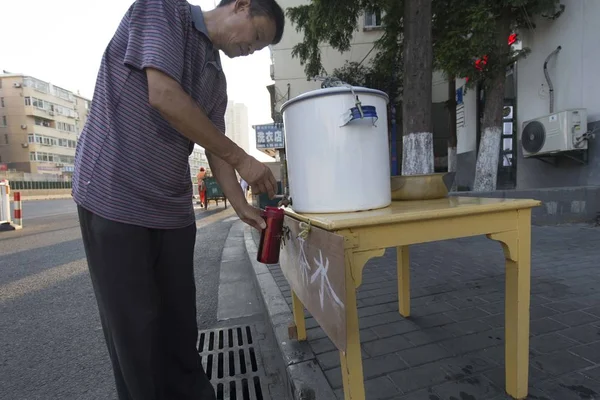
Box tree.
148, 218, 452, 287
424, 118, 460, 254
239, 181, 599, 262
285, 0, 464, 176
434, 0, 564, 191
288, 0, 564, 184
402, 0, 434, 175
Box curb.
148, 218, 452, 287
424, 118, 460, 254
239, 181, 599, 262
21, 195, 73, 201
243, 226, 337, 400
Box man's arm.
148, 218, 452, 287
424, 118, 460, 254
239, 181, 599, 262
146, 69, 277, 198
207, 152, 266, 231
206, 152, 245, 208
147, 69, 242, 167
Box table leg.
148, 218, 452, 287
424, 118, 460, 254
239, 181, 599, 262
291, 290, 307, 341
397, 246, 410, 317
488, 210, 532, 399
340, 250, 366, 400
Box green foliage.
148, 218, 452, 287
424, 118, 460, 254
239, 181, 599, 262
287, 0, 403, 99
287, 0, 563, 93
434, 0, 562, 88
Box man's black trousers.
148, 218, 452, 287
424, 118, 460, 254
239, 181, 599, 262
78, 206, 215, 400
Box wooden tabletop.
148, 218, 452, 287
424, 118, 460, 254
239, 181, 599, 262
284, 196, 541, 231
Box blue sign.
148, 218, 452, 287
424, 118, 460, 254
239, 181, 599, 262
254, 123, 285, 149
456, 87, 464, 105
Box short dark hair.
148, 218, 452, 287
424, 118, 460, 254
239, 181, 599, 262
218, 0, 285, 44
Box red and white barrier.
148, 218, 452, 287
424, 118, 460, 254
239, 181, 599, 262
13, 191, 22, 227
0, 180, 10, 224
0, 180, 23, 230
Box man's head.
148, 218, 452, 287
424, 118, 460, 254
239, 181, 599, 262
213, 0, 285, 58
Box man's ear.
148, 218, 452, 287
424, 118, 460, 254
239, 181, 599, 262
234, 0, 251, 13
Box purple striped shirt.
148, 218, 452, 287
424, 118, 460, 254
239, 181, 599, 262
72, 0, 227, 229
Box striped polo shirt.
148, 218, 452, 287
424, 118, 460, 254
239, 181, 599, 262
72, 0, 227, 229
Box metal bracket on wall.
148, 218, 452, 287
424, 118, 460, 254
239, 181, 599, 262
529, 148, 588, 167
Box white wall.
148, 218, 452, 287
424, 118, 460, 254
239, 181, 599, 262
515, 0, 600, 189
455, 78, 478, 154
517, 0, 600, 125
432, 71, 449, 104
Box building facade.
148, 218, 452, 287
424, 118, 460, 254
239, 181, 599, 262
0, 73, 90, 176
449, 0, 600, 191
268, 0, 386, 120
224, 100, 250, 154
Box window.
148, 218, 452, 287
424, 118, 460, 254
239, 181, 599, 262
52, 86, 74, 102
28, 134, 35, 143
4, 134, 7, 145
33, 97, 45, 110
364, 9, 383, 28
57, 121, 76, 132
35, 117, 52, 127
23, 77, 50, 93
29, 151, 75, 164
1, 116, 6, 126
25, 97, 31, 106
0, 97, 4, 108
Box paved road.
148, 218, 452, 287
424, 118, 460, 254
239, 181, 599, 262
0, 200, 287, 400
21, 199, 78, 220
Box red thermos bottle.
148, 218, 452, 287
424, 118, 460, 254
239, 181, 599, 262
257, 206, 285, 264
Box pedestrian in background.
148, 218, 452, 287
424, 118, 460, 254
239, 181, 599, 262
240, 177, 249, 199
71, 0, 285, 398
197, 166, 207, 207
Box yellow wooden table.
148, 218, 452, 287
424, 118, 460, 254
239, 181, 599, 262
280, 196, 540, 400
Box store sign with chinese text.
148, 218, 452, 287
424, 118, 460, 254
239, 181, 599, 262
254, 123, 285, 149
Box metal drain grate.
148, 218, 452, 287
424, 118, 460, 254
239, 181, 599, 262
198, 325, 269, 400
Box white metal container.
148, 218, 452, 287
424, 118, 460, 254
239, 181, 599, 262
281, 86, 391, 213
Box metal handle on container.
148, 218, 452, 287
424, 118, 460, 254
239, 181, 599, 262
311, 75, 379, 128
340, 104, 378, 127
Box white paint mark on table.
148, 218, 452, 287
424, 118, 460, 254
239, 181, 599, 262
310, 249, 345, 311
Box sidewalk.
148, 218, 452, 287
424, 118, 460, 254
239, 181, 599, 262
246, 223, 600, 400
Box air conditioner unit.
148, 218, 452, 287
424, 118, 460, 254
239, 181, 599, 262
21, 124, 27, 130
48, 111, 55, 116
521, 109, 589, 157
13, 83, 22, 88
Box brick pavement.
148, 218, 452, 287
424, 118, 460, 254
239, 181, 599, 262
266, 224, 600, 399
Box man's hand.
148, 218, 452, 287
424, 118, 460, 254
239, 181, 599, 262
235, 155, 277, 199
236, 203, 266, 231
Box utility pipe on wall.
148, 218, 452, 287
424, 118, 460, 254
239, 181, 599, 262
544, 45, 562, 113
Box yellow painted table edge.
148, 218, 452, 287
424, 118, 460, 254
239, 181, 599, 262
284, 197, 542, 231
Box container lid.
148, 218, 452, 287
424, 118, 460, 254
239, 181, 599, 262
262, 206, 284, 217
280, 86, 389, 114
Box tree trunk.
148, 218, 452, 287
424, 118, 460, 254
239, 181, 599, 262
402, 0, 434, 176
447, 79, 458, 172
447, 78, 458, 191
472, 19, 511, 192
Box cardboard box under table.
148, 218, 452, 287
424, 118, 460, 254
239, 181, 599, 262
279, 196, 541, 400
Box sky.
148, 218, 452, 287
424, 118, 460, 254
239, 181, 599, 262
0, 0, 275, 161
